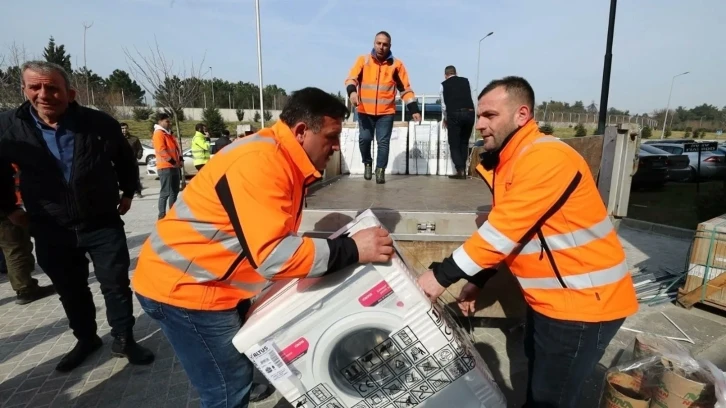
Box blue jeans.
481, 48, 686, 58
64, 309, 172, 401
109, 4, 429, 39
358, 113, 395, 169
524, 308, 624, 407
136, 294, 254, 408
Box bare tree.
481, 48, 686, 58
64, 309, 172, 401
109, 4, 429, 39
0, 42, 29, 110
124, 38, 205, 188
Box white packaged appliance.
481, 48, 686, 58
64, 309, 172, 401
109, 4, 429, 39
232, 210, 506, 408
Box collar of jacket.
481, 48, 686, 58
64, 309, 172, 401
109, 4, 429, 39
153, 124, 171, 135
483, 119, 540, 171
15, 100, 82, 123
193, 131, 205, 138
272, 121, 321, 182
370, 49, 394, 63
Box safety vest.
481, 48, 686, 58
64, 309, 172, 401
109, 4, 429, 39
152, 125, 181, 170
458, 119, 638, 322
190, 132, 211, 166
12, 164, 21, 206
132, 121, 327, 311
345, 52, 416, 116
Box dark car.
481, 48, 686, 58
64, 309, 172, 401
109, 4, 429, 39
647, 142, 726, 181
633, 146, 669, 187
639, 144, 691, 182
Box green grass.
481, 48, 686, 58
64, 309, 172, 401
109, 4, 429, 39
125, 120, 264, 139
628, 181, 726, 229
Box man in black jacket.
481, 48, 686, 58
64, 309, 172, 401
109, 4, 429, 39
440, 65, 476, 179
0, 61, 154, 372
212, 128, 232, 154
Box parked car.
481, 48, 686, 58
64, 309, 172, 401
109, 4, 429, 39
639, 144, 691, 182
146, 148, 214, 178
646, 142, 726, 181
633, 147, 669, 187
139, 143, 155, 165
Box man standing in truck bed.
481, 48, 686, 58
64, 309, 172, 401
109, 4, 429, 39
345, 31, 421, 184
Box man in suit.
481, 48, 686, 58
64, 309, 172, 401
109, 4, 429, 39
440, 65, 476, 179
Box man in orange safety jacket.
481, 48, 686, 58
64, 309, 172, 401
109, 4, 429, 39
345, 31, 421, 184
152, 112, 182, 219
417, 76, 638, 408
132, 88, 394, 408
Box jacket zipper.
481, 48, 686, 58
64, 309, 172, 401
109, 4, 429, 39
537, 229, 567, 288
375, 62, 382, 116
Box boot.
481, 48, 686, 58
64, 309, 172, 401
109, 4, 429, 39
55, 335, 103, 372
448, 169, 466, 180
364, 164, 372, 180
375, 168, 386, 184
16, 284, 56, 305
111, 333, 155, 365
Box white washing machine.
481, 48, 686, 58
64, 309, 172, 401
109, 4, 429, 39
232, 210, 506, 408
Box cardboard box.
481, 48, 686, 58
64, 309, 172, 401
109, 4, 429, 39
680, 213, 726, 310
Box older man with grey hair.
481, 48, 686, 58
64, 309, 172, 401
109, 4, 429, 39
0, 61, 154, 372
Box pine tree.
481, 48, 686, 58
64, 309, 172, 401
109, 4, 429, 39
43, 36, 72, 73
202, 106, 226, 137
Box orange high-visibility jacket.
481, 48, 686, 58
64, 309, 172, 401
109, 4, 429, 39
132, 121, 355, 311
152, 126, 181, 170
12, 164, 20, 206
433, 119, 638, 323
345, 52, 420, 116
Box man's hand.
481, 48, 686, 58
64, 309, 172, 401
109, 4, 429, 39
118, 197, 132, 215
349, 92, 359, 107
351, 226, 394, 264
417, 270, 446, 302
457, 283, 481, 316
412, 113, 422, 122
7, 208, 28, 227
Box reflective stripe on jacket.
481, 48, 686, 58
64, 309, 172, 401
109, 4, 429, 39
152, 126, 181, 169
190, 132, 211, 166
132, 121, 331, 310
436, 119, 638, 322
345, 52, 419, 116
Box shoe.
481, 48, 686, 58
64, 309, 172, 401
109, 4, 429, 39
249, 383, 275, 402
56, 335, 103, 372
136, 192, 144, 198
158, 214, 165, 220
364, 164, 373, 180
111, 333, 155, 365
448, 170, 467, 180
375, 168, 386, 184
16, 285, 56, 305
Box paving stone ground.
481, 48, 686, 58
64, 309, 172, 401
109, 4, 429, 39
1, 173, 724, 408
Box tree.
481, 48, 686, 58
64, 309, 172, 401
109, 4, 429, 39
574, 123, 587, 137
586, 101, 598, 114
105, 69, 145, 105
132, 106, 155, 121
43, 36, 72, 73
263, 110, 272, 122
253, 111, 261, 122
202, 106, 226, 137
125, 39, 205, 187
235, 108, 245, 121
641, 125, 652, 139
539, 123, 554, 135
665, 127, 672, 137
0, 42, 28, 110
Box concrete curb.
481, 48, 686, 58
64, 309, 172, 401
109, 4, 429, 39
613, 217, 695, 241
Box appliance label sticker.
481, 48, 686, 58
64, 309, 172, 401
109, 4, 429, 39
248, 341, 294, 385
359, 280, 394, 307
281, 337, 310, 365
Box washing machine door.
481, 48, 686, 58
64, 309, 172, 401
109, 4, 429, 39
312, 311, 408, 408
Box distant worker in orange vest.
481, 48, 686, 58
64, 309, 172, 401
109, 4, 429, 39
132, 88, 395, 408
151, 113, 182, 220
417, 76, 638, 408
345, 31, 421, 184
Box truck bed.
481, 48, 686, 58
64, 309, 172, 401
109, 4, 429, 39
306, 175, 492, 212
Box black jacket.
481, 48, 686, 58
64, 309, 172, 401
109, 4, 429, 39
0, 101, 138, 230
212, 136, 232, 154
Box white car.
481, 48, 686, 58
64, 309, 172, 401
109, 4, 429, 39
139, 143, 156, 165
147, 148, 215, 178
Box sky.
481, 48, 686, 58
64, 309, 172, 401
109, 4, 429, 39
1, 0, 723, 114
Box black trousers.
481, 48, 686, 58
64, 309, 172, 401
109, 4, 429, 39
31, 223, 135, 340
158, 168, 180, 218
446, 110, 476, 171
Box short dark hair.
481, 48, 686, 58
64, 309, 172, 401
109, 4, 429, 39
157, 112, 170, 122
375, 31, 391, 42
444, 65, 456, 76
279, 87, 349, 132
221, 129, 230, 136
478, 76, 535, 113
195, 123, 206, 132
120, 122, 128, 128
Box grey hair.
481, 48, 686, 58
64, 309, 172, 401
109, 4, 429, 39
21, 61, 72, 91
